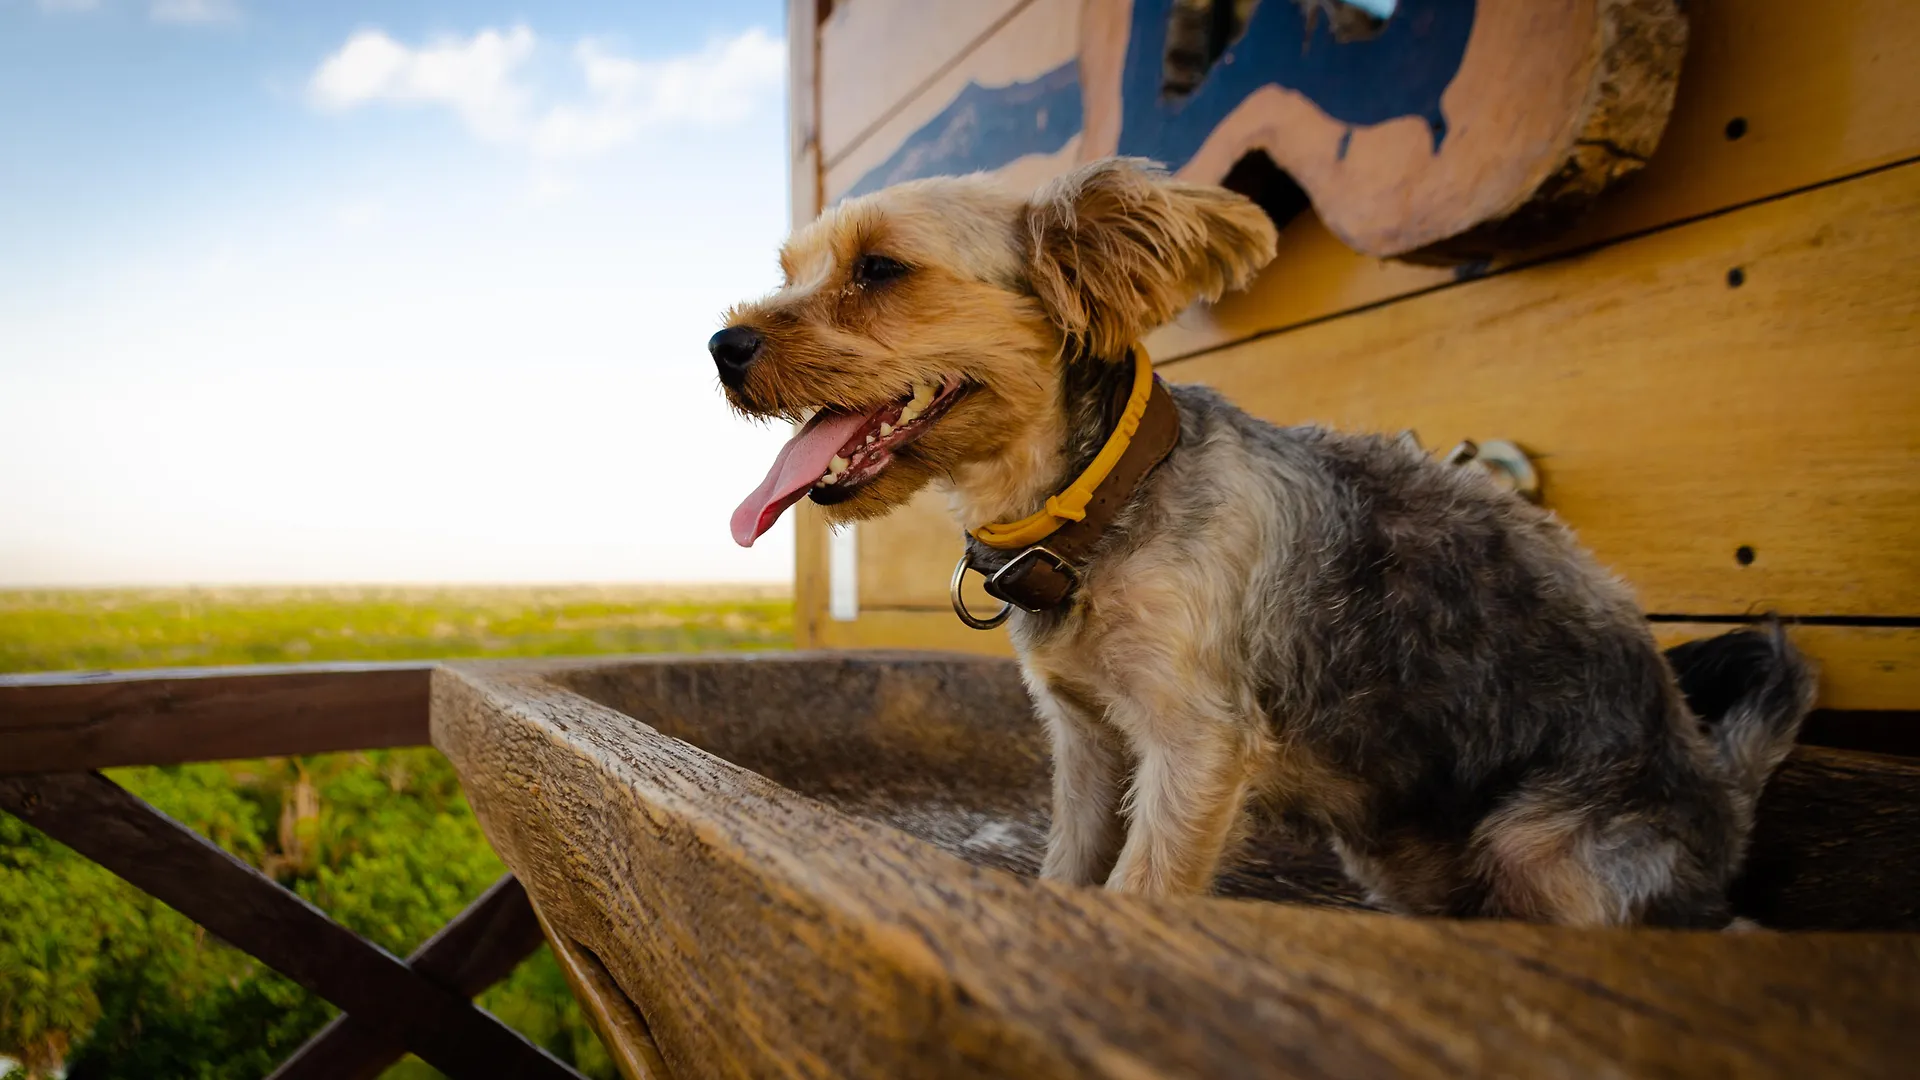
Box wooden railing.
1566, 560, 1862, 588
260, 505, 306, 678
7, 655, 1920, 1079
0, 663, 584, 1080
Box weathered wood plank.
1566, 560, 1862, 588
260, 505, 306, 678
1738, 747, 1920, 932
1152, 0, 1920, 358
546, 651, 1919, 927
434, 661, 1920, 1079
1084, 0, 1689, 259
268, 874, 561, 1080
0, 771, 577, 1080
821, 0, 1920, 357
824, 0, 1081, 202
0, 662, 433, 774
819, 0, 1031, 167
791, 0, 834, 649
816, 613, 1920, 720
533, 905, 672, 1080
853, 161, 1920, 626
816, 606, 1015, 656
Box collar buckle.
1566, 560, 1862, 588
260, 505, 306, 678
984, 545, 1078, 613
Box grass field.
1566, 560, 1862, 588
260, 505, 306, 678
0, 584, 793, 673
1, 585, 794, 1079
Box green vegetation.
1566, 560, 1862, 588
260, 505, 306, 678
0, 586, 793, 1080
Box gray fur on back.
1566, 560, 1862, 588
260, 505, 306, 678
970, 374, 1808, 925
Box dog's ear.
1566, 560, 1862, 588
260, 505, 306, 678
1025, 157, 1278, 358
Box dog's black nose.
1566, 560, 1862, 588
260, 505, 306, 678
709, 326, 763, 388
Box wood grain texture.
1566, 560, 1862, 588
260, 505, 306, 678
1737, 747, 1920, 932
269, 874, 563, 1080
0, 662, 432, 774
818, 0, 1031, 167
813, 613, 1920, 718
815, 608, 1015, 657
1151, 0, 1920, 360
822, 0, 1083, 202
787, 0, 822, 231
0, 771, 576, 1080
1654, 624, 1920, 713
790, 0, 832, 648
819, 0, 1920, 359
853, 161, 1920, 624
534, 904, 672, 1080
432, 656, 1920, 1079
1077, 0, 1687, 260
547, 652, 1916, 926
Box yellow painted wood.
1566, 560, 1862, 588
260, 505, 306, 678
853, 161, 1920, 623
818, 0, 1031, 168
815, 607, 1015, 658
821, 0, 1920, 361
1654, 624, 1920, 713
819, 611, 1920, 715
790, 0, 832, 649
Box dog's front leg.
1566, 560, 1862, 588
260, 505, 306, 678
1105, 705, 1256, 898
1032, 683, 1126, 886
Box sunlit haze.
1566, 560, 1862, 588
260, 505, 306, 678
0, 0, 796, 585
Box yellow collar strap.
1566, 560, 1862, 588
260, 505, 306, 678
971, 345, 1155, 550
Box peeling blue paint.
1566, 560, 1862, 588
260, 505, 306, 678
844, 0, 1475, 200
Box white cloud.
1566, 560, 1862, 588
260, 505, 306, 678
307, 25, 784, 160
310, 25, 535, 143
151, 0, 241, 23
36, 0, 101, 13
531, 30, 786, 157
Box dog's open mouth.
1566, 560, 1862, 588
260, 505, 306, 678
730, 377, 969, 547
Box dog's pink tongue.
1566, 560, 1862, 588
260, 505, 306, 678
731, 410, 872, 547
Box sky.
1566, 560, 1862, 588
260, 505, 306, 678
0, 0, 798, 585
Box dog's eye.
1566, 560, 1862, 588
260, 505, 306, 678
852, 254, 909, 286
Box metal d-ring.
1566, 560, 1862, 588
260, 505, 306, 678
950, 555, 1012, 630
1443, 438, 1542, 503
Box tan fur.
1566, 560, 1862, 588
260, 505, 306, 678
1027, 158, 1278, 361
720, 159, 1282, 899
1470, 796, 1681, 927
723, 174, 1064, 527
721, 160, 1274, 536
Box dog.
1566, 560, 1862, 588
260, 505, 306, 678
712, 157, 1814, 926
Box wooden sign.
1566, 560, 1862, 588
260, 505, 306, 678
843, 0, 1686, 262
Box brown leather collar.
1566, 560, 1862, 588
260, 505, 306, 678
952, 370, 1180, 624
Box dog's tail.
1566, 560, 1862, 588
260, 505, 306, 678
1664, 620, 1817, 801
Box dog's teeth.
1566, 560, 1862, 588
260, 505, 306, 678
879, 422, 893, 437
865, 434, 875, 445
899, 403, 923, 423
909, 381, 936, 408
818, 472, 837, 485
829, 455, 849, 475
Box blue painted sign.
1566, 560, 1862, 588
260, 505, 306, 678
846, 0, 1475, 200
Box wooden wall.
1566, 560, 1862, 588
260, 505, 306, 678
786, 0, 1920, 713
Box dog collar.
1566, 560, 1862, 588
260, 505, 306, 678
951, 346, 1181, 627
971, 345, 1158, 548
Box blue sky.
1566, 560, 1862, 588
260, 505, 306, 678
0, 0, 796, 584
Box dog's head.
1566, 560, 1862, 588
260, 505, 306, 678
716, 157, 1277, 546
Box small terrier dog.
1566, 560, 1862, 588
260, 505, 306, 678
713, 158, 1813, 927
